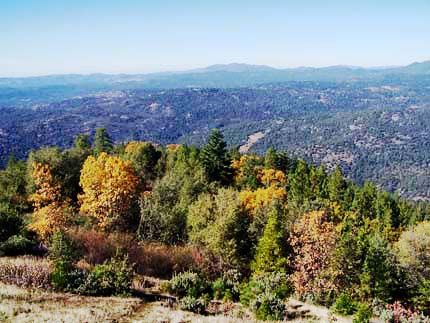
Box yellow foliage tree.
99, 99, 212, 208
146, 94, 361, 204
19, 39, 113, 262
239, 166, 287, 214
79, 153, 139, 230
257, 168, 286, 187
28, 163, 71, 240
240, 186, 287, 214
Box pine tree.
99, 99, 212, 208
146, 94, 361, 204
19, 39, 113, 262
252, 206, 288, 274
264, 146, 278, 169
327, 166, 347, 203
288, 159, 310, 204
200, 129, 233, 185
74, 134, 91, 150
94, 128, 113, 155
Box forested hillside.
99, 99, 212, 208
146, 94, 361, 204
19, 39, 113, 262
2, 77, 430, 199
1, 129, 429, 322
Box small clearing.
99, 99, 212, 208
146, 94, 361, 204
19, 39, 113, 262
239, 131, 265, 154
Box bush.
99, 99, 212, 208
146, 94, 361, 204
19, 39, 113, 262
51, 259, 76, 290
0, 256, 52, 288
69, 228, 200, 279
250, 293, 286, 321
167, 271, 208, 298
353, 303, 372, 323
212, 269, 242, 301
179, 296, 207, 314
0, 206, 22, 243
332, 293, 357, 315
413, 279, 430, 315
379, 301, 430, 323
68, 228, 124, 265
240, 272, 291, 321
240, 272, 291, 306
76, 256, 134, 296
49, 231, 80, 263
135, 243, 197, 279
0, 234, 37, 256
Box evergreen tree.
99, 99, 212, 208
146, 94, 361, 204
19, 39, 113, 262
264, 146, 278, 170
229, 146, 241, 161
277, 152, 295, 175
252, 205, 289, 274
200, 129, 233, 185
327, 166, 347, 203
0, 155, 28, 211
124, 141, 161, 181
310, 165, 328, 199
94, 128, 113, 155
74, 134, 91, 151
288, 159, 311, 205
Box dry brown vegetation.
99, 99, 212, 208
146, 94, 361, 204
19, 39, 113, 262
0, 257, 52, 289
0, 282, 142, 323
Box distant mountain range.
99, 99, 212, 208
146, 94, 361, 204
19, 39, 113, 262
1, 61, 430, 89
1, 61, 430, 199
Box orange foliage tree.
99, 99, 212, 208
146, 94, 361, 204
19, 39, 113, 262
289, 211, 342, 302
28, 163, 71, 240
79, 153, 139, 230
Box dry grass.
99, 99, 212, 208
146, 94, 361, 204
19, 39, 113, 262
0, 256, 52, 289
0, 282, 143, 323
0, 257, 362, 323
0, 280, 360, 323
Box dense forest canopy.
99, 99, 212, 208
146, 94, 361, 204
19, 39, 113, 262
2, 76, 430, 200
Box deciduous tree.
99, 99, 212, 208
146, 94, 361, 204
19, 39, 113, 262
79, 153, 139, 230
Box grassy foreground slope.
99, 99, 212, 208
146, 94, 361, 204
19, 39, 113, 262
0, 281, 372, 323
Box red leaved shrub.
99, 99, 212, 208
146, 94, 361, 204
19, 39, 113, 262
68, 227, 199, 279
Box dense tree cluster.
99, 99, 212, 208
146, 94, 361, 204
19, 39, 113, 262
0, 127, 430, 319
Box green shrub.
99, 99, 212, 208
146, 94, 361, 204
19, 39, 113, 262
167, 271, 208, 298
240, 272, 291, 320
332, 293, 357, 316
353, 303, 372, 323
212, 277, 226, 300
179, 296, 207, 314
0, 235, 36, 256
250, 293, 286, 321
51, 259, 73, 290
48, 231, 80, 263
240, 272, 291, 306
412, 279, 430, 315
0, 206, 22, 243
77, 256, 134, 296
212, 269, 242, 301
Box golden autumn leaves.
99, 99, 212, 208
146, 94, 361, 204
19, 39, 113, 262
29, 152, 140, 238
28, 148, 289, 240
79, 153, 139, 230
28, 163, 72, 240
233, 155, 287, 214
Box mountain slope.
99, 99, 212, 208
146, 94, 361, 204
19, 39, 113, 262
2, 79, 430, 199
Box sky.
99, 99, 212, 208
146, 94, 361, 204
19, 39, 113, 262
1, 0, 429, 77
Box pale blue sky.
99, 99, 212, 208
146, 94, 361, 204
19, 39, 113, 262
1, 0, 429, 76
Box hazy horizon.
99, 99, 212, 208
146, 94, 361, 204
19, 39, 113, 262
1, 0, 429, 77
1, 60, 429, 79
